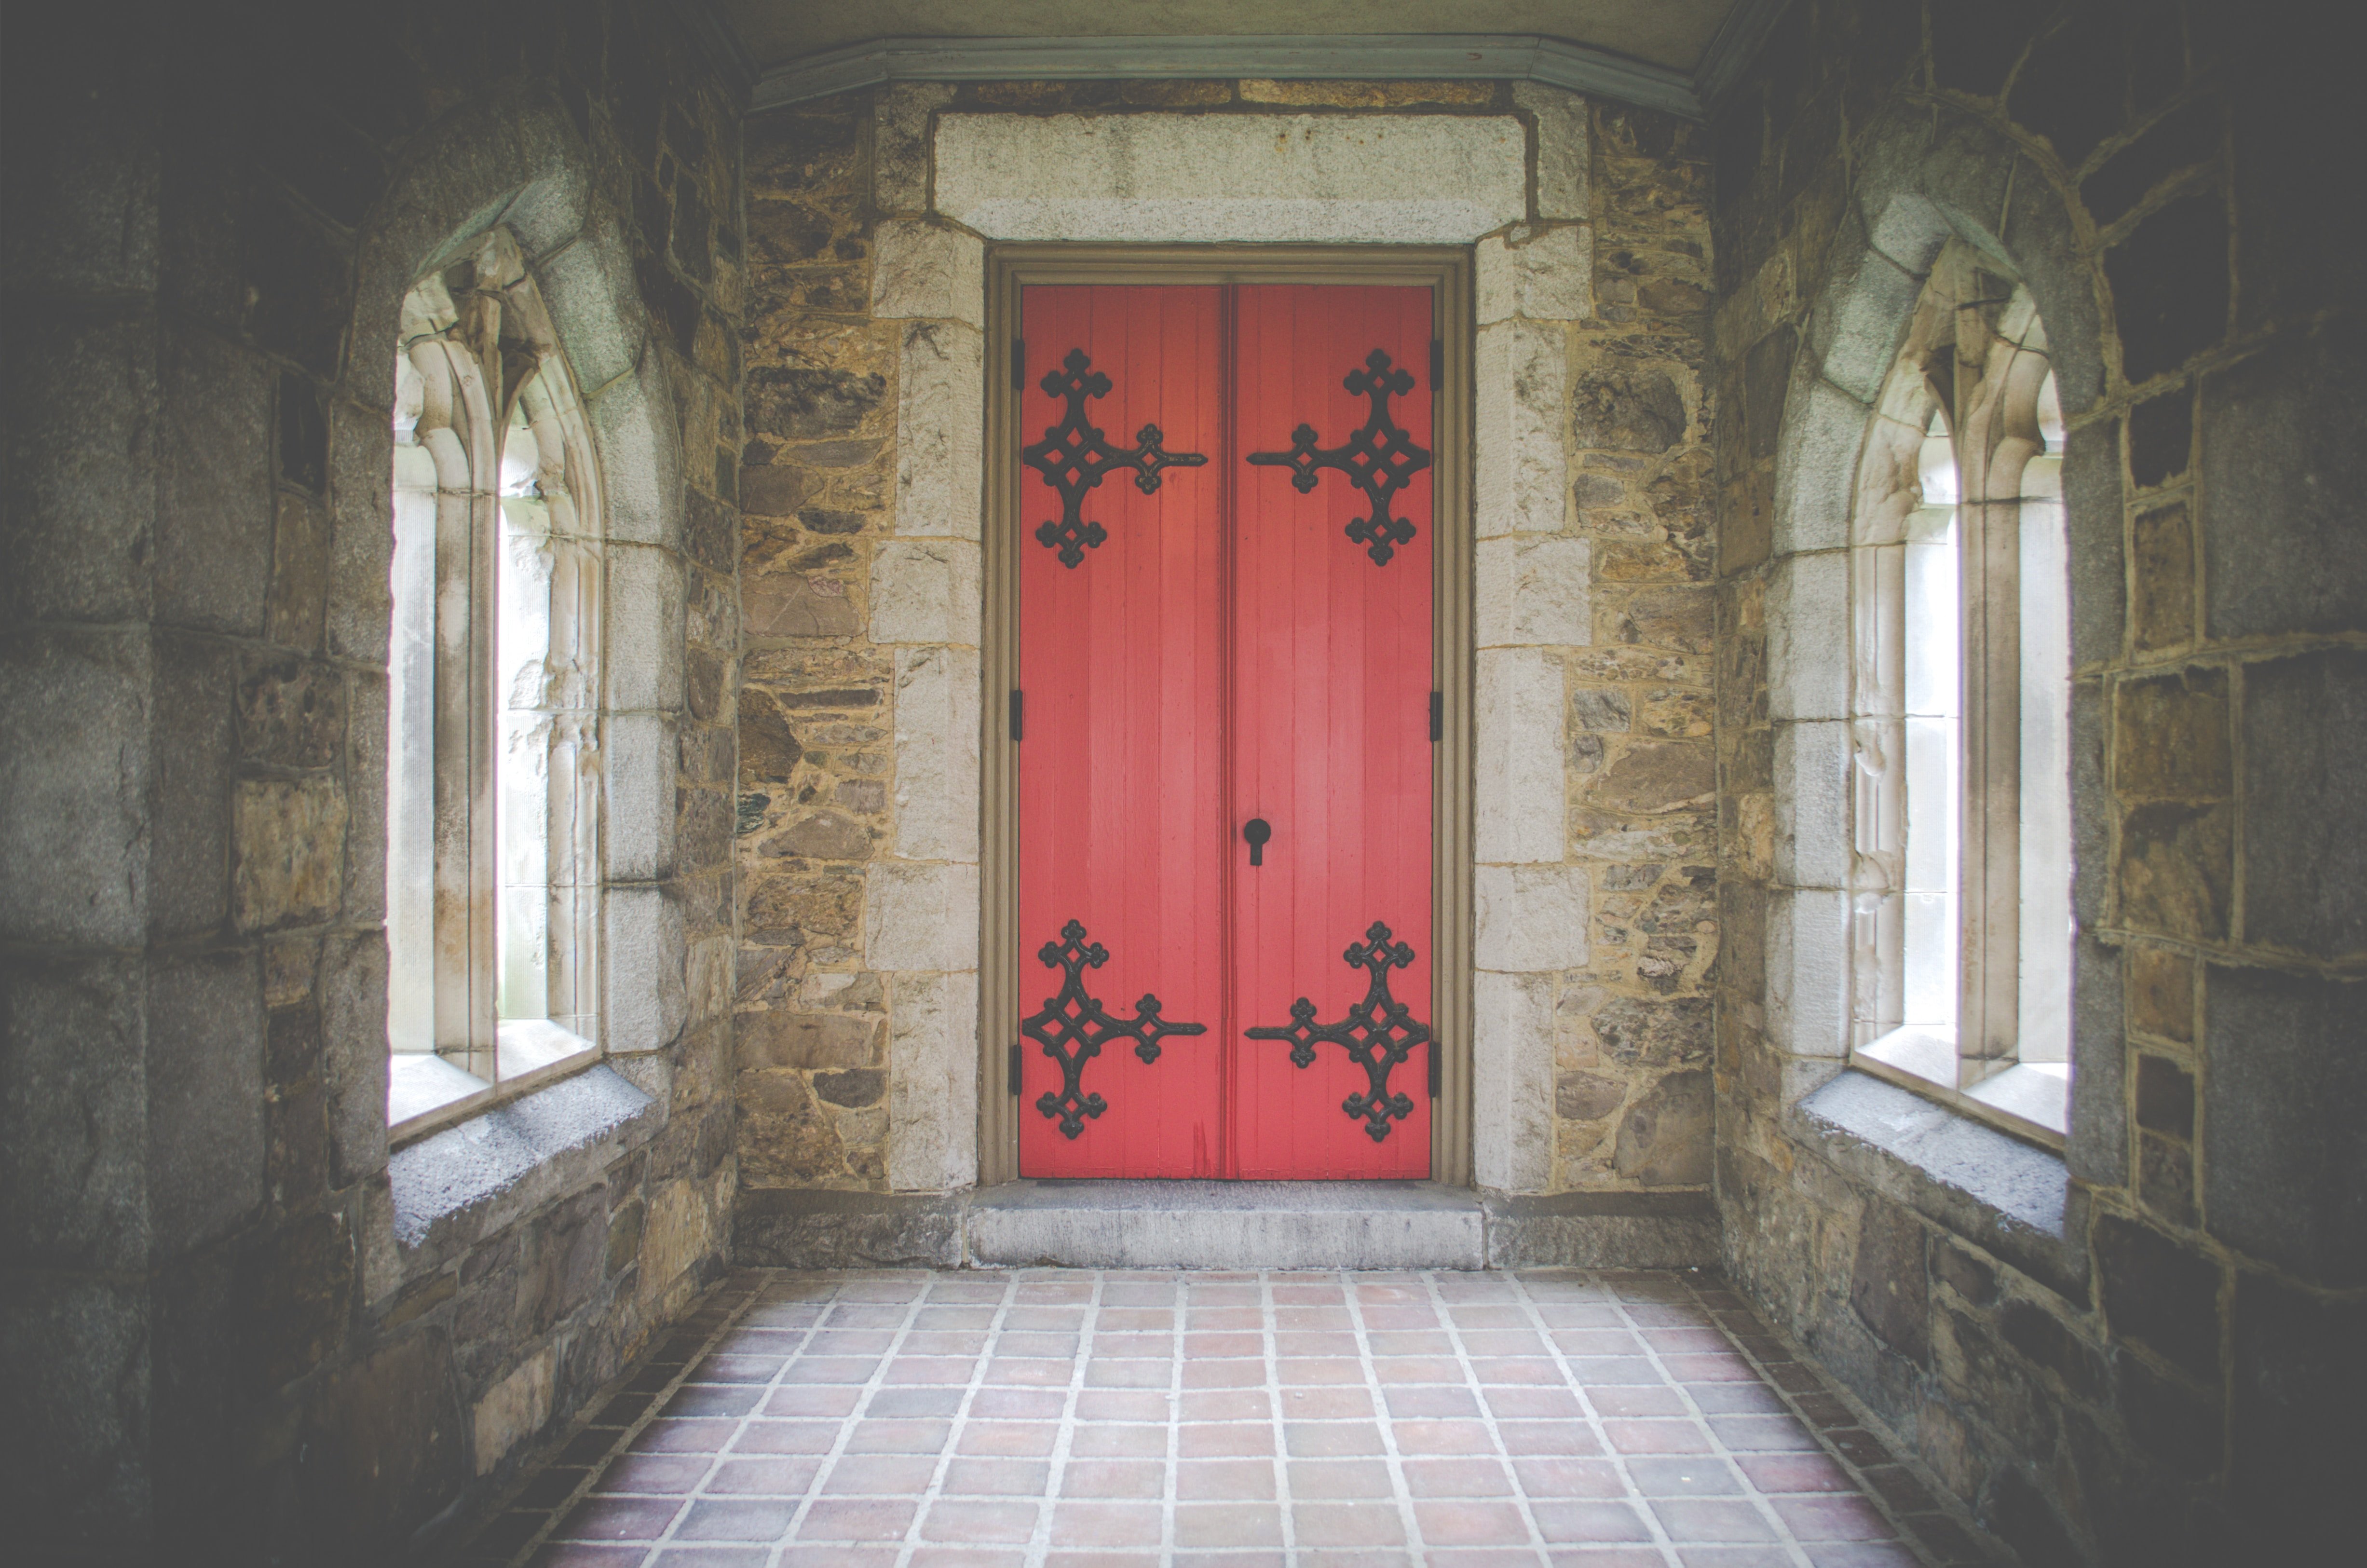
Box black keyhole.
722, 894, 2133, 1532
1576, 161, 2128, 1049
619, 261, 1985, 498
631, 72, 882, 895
1243, 818, 1272, 866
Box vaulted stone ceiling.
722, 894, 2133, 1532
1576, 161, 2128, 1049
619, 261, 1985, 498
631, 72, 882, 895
721, 0, 1743, 73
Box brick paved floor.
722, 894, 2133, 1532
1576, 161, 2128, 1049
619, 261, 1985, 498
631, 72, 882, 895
469, 1268, 2001, 1568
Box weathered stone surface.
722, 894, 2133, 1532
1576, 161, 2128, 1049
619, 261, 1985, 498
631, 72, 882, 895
2231, 1270, 2366, 1549
1588, 740, 1714, 816
1475, 318, 1570, 538
2134, 1053, 2195, 1137
304, 1326, 466, 1546
2130, 501, 2194, 651
1473, 970, 1555, 1193
1475, 649, 1566, 864
744, 869, 862, 940
738, 688, 805, 782
1610, 584, 1716, 655
891, 645, 980, 864
894, 321, 984, 539
2094, 1213, 2222, 1378
229, 777, 347, 932
935, 113, 1526, 243
2203, 966, 2367, 1286
868, 221, 984, 327
2105, 194, 2228, 385
1592, 996, 1713, 1067
471, 1344, 554, 1475
873, 82, 955, 213
1613, 1069, 1713, 1185
1239, 79, 1494, 108
156, 325, 272, 635
2113, 668, 2229, 800
765, 811, 871, 861
2116, 801, 2231, 941
1572, 365, 1687, 454
736, 1069, 846, 1186
745, 568, 860, 637
1556, 1070, 1627, 1121
870, 539, 981, 646
865, 860, 979, 974
1477, 534, 1590, 648
1475, 225, 1592, 325
1513, 82, 1591, 220
1765, 552, 1847, 719
1475, 864, 1590, 972
739, 1011, 880, 1071
1766, 889, 1849, 1057
1849, 1203, 1930, 1363
0, 629, 149, 946
2, 314, 157, 626
0, 957, 148, 1270
2239, 650, 2366, 959
885, 969, 979, 1193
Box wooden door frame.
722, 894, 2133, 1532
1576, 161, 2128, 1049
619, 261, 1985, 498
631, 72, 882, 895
978, 244, 1476, 1189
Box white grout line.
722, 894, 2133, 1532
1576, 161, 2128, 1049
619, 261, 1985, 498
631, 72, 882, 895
1021, 1267, 1107, 1568
1258, 1269, 1300, 1565
1341, 1268, 1448, 1563
891, 1269, 1021, 1568
1160, 1275, 1184, 1562
761, 1270, 935, 1565
1495, 1269, 1686, 1568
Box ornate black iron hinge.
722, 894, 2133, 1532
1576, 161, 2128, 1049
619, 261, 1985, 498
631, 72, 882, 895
1246, 920, 1434, 1142
1020, 919, 1208, 1138
1021, 348, 1208, 568
1246, 348, 1434, 566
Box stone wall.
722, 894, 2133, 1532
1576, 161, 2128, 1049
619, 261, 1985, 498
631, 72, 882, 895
1710, 3, 2362, 1563
0, 5, 744, 1562
730, 79, 1720, 1240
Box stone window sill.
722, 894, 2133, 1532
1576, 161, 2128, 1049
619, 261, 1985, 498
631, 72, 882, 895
1786, 1069, 2088, 1304
1854, 1026, 2069, 1151
388, 1020, 600, 1150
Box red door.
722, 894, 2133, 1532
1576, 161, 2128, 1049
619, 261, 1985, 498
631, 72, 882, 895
1015, 284, 1435, 1180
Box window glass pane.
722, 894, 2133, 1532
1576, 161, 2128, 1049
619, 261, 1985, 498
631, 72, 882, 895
497, 392, 552, 1025
2017, 371, 2072, 1064
1901, 416, 1959, 1037
387, 349, 437, 1056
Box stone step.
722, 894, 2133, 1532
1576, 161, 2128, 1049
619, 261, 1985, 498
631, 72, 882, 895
735, 1182, 1722, 1271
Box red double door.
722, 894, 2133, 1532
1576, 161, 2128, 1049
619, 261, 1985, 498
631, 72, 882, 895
1015, 284, 1437, 1180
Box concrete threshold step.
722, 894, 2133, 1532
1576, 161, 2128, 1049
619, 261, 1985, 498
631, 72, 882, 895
735, 1181, 1721, 1271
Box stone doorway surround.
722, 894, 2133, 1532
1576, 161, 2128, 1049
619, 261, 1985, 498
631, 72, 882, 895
736, 82, 1722, 1270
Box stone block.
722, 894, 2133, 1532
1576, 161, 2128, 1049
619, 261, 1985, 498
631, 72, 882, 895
870, 537, 982, 646
1592, 996, 1712, 1068
606, 544, 686, 714
2203, 966, 2367, 1287
0, 956, 148, 1270
606, 885, 688, 1054
1512, 82, 1590, 220
0, 311, 156, 624
589, 349, 683, 548
229, 777, 347, 933
891, 645, 981, 864
1474, 864, 1590, 972
1571, 364, 1687, 455
886, 970, 979, 1193
2105, 195, 2228, 385
1472, 970, 1555, 1193
235, 1205, 354, 1390
1476, 534, 1590, 647
934, 112, 1525, 243
1585, 739, 1714, 816
1474, 225, 1592, 325
472, 1343, 555, 1475
894, 321, 985, 539
869, 221, 984, 326
2231, 1270, 2366, 1550
1766, 552, 1849, 720
156, 324, 272, 635
2067, 931, 2129, 1190
2116, 801, 2231, 941
147, 631, 235, 939
734, 1186, 963, 1268
1614, 1069, 1713, 1185
874, 82, 955, 213
604, 710, 678, 883
2200, 322, 2367, 640
303, 1325, 467, 1547
0, 628, 149, 946
738, 1010, 881, 1071
2130, 501, 2194, 652
1849, 1202, 1931, 1363
1475, 319, 1570, 538
2126, 945, 2194, 1043
1773, 721, 1850, 888
146, 949, 264, 1255
536, 211, 647, 396
319, 932, 388, 1187
1803, 212, 1924, 405
2094, 1213, 2222, 1378
0, 1273, 150, 1555
1771, 378, 1867, 556
2114, 667, 2229, 801
1767, 889, 1849, 1057
2061, 417, 2126, 668
865, 860, 979, 974
1473, 649, 1565, 864
2239, 650, 2367, 959
324, 395, 394, 665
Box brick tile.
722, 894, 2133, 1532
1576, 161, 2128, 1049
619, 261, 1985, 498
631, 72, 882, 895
868, 1387, 966, 1418
937, 1456, 1049, 1495
678, 1499, 801, 1541
1075, 1391, 1167, 1421
1791, 1393, 1853, 1427
1085, 1359, 1171, 1388
766, 1387, 864, 1418
1186, 1307, 1263, 1332
1587, 1387, 1687, 1417
1275, 1331, 1360, 1357
1686, 1384, 1786, 1415
1510, 1458, 1627, 1498
956, 1422, 1058, 1458
1278, 1385, 1375, 1420
1671, 1547, 1796, 1567
1048, 1500, 1163, 1548
1179, 1422, 1273, 1458
1274, 1307, 1352, 1332
705, 1457, 822, 1495
1284, 1421, 1386, 1457
1425, 1552, 1551, 1568
1287, 1459, 1393, 1499
1179, 1389, 1270, 1421
1182, 1332, 1264, 1358
1606, 1419, 1714, 1454
785, 1359, 882, 1385
735, 1420, 842, 1454
1394, 1419, 1498, 1454
1174, 1502, 1285, 1547
1372, 1356, 1468, 1384
632, 1419, 738, 1454
1567, 1357, 1662, 1385
1364, 1329, 1450, 1352
1068, 1424, 1166, 1458
1483, 1386, 1584, 1419
1649, 1499, 1780, 1542
1060, 1459, 1165, 1499
995, 1333, 1079, 1359
968, 1388, 1065, 1419
1292, 1501, 1407, 1546
1771, 1495, 1898, 1541
1530, 1500, 1652, 1542
918, 1499, 1039, 1544
1387, 1385, 1482, 1418
1413, 1499, 1532, 1546
697, 1354, 789, 1383
1804, 1544, 1925, 1568
527, 1548, 651, 1568
844, 1418, 951, 1453
897, 1330, 989, 1357
1712, 1416, 1821, 1453
1858, 1465, 1938, 1513
1738, 1452, 1854, 1493
1460, 1330, 1549, 1358
646, 1548, 768, 1567
1662, 1353, 1757, 1382
595, 1455, 710, 1493
1469, 1358, 1563, 1386
1626, 1457, 1742, 1496
1176, 1457, 1276, 1500
1497, 1421, 1605, 1456
821, 1455, 938, 1495
1554, 1330, 1646, 1357
1447, 1306, 1528, 1330
983, 1358, 1071, 1387
1402, 1457, 1515, 1496
1179, 1358, 1264, 1389
1098, 1309, 1172, 1331
797, 1498, 921, 1541
1278, 1357, 1365, 1385
808, 1329, 898, 1352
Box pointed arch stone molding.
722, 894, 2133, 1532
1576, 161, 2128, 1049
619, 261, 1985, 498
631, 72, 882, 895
1754, 103, 2124, 1194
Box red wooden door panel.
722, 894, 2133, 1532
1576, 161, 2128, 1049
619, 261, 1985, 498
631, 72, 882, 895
1230, 286, 1436, 1179
1015, 282, 1435, 1181
1017, 285, 1227, 1177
